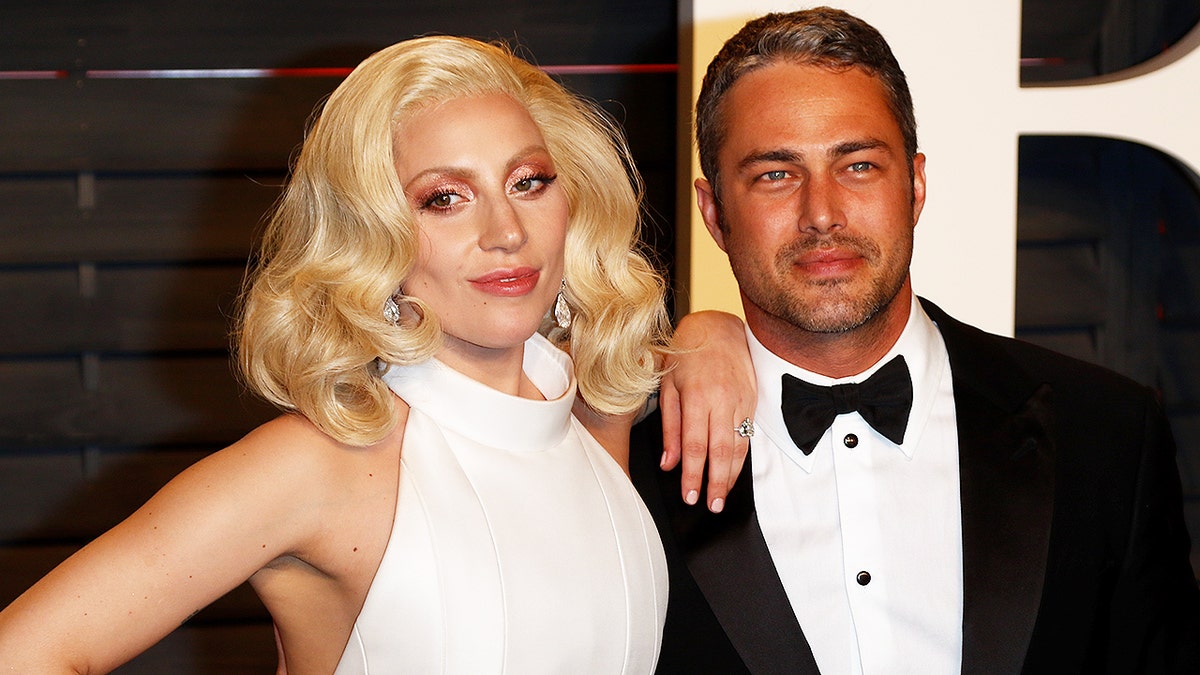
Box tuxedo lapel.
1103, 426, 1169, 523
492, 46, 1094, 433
671, 447, 821, 675
922, 299, 1056, 674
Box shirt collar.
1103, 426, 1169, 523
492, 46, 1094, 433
748, 293, 949, 469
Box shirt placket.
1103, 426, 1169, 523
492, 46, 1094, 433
831, 412, 895, 674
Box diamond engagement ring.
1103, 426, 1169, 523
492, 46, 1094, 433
736, 417, 755, 438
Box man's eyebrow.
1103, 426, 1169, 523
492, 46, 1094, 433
830, 138, 890, 158
738, 149, 803, 170
737, 139, 892, 171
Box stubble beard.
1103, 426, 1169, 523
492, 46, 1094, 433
732, 231, 912, 335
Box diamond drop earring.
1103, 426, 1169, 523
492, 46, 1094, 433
554, 280, 572, 329
383, 294, 401, 325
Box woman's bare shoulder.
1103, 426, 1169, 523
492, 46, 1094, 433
208, 410, 405, 490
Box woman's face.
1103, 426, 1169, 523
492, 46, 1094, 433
395, 93, 569, 362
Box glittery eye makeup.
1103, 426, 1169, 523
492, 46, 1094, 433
403, 148, 557, 214
509, 170, 557, 195
420, 188, 463, 211
409, 177, 472, 213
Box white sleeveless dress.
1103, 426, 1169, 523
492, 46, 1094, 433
334, 334, 667, 674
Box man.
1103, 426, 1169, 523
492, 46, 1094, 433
631, 7, 1200, 673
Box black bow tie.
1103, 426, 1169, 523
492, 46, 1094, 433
780, 355, 913, 455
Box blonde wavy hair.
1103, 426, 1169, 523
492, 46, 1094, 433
236, 35, 670, 446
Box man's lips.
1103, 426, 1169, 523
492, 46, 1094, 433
794, 248, 862, 274
468, 268, 541, 296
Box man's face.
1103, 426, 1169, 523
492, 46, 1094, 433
697, 61, 926, 344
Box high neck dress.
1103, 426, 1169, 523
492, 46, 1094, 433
334, 334, 667, 674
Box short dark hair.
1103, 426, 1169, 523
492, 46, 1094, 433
695, 6, 918, 192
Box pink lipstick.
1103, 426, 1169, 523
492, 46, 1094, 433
469, 267, 540, 296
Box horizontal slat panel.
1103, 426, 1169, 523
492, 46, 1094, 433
0, 174, 278, 263
0, 265, 243, 354
0, 359, 91, 446
0, 454, 89, 540
1, 78, 333, 172
101, 357, 277, 444
0, 357, 276, 448
0, 449, 206, 540
1014, 244, 1107, 327
1, 73, 673, 174
0, 270, 79, 353
0, 0, 675, 70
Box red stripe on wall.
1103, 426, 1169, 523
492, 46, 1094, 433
0, 64, 676, 80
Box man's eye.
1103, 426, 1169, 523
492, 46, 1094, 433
763, 170, 788, 181
848, 161, 873, 172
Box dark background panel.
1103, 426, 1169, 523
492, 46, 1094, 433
1014, 135, 1200, 576
0, 265, 245, 354
0, 449, 208, 542
1021, 0, 1200, 82
0, 78, 338, 172
0, 356, 276, 449
0, 173, 280, 264
0, 0, 676, 69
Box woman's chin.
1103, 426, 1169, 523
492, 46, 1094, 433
439, 321, 544, 354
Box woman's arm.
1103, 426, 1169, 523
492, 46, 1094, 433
659, 310, 755, 513
576, 310, 755, 511
0, 417, 333, 674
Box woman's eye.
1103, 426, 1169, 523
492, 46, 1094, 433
423, 191, 462, 209
512, 173, 556, 193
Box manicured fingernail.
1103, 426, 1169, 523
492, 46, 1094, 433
685, 489, 699, 505
710, 498, 725, 513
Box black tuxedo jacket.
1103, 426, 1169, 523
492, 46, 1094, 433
630, 299, 1200, 674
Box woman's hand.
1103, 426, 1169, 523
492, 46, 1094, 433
660, 310, 755, 513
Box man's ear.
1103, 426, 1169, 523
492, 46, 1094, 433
694, 177, 727, 252
911, 152, 927, 226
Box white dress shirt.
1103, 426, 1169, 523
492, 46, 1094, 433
749, 295, 964, 675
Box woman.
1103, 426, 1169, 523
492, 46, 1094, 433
0, 36, 683, 673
